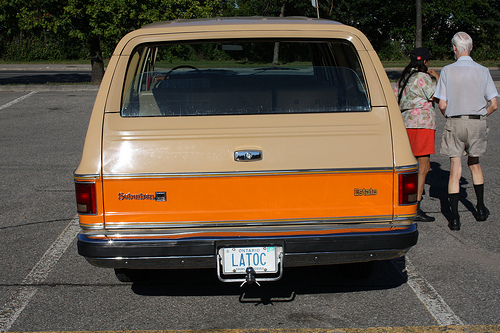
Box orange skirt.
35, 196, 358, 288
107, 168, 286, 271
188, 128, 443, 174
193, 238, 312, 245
406, 128, 435, 156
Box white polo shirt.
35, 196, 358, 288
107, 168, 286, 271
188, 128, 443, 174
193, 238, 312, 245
434, 56, 498, 117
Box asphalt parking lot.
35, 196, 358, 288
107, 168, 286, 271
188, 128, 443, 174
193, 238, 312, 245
0, 77, 499, 332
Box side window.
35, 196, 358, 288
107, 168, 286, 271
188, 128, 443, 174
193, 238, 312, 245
121, 39, 370, 117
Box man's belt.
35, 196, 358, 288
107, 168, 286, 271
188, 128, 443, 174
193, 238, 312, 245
449, 115, 482, 119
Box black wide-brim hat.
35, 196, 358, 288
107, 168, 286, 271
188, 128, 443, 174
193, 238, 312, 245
411, 47, 433, 61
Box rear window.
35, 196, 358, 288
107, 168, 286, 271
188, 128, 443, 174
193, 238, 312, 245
121, 39, 370, 117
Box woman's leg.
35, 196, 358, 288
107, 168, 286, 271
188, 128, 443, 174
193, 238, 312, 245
414, 155, 435, 222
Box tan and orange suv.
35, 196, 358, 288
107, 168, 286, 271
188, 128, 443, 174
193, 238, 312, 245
74, 17, 419, 284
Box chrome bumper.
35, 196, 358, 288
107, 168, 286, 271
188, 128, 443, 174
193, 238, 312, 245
78, 224, 418, 269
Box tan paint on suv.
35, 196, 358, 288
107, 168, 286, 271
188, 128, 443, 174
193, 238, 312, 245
75, 17, 418, 283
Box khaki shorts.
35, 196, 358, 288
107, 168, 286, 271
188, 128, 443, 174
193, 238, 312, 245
440, 116, 488, 157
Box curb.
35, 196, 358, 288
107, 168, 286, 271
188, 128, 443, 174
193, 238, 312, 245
0, 84, 99, 92
2, 83, 498, 93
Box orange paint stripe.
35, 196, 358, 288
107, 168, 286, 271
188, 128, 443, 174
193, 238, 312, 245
102, 172, 395, 224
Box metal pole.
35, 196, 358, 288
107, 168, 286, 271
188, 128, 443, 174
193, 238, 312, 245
312, 0, 320, 18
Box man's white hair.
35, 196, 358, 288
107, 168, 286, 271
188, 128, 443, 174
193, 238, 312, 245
452, 32, 473, 55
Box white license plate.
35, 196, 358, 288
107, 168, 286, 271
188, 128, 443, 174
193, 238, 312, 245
220, 246, 279, 274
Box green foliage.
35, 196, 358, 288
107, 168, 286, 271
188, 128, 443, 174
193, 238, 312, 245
0, 0, 498, 62
3, 34, 59, 61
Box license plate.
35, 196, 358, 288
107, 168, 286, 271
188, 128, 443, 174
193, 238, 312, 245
220, 246, 279, 274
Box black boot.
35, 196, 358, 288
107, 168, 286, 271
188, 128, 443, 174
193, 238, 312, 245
414, 200, 435, 222
474, 184, 489, 221
475, 204, 489, 222
449, 213, 460, 230
448, 193, 460, 231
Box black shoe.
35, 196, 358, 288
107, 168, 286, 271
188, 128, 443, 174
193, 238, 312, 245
449, 214, 460, 231
475, 205, 489, 222
414, 209, 435, 222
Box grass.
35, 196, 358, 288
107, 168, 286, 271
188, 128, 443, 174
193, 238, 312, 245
382, 60, 500, 68
1, 59, 498, 69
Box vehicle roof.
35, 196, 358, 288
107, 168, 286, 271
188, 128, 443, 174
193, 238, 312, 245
141, 16, 345, 30
114, 16, 366, 56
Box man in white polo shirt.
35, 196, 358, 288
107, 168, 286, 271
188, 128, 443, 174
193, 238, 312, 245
434, 31, 498, 231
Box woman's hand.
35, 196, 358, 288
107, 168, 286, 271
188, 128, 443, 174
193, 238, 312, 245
427, 69, 439, 81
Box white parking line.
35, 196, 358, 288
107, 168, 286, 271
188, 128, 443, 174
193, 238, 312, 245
405, 257, 464, 325
0, 215, 463, 331
0, 215, 80, 333
0, 91, 37, 111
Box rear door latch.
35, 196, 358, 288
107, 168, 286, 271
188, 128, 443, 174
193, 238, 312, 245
234, 150, 262, 162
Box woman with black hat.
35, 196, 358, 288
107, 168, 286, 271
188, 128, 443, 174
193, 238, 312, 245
396, 47, 439, 222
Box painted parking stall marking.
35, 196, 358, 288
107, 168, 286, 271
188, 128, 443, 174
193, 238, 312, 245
0, 215, 80, 333
404, 257, 464, 325
0, 91, 37, 110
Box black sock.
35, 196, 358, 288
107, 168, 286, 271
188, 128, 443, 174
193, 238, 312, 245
474, 184, 485, 207
449, 193, 460, 215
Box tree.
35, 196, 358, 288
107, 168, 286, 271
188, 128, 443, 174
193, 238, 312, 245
272, 1, 286, 65
231, 0, 499, 61
0, 0, 228, 82
1, 0, 498, 69
67, 0, 230, 82
421, 0, 500, 60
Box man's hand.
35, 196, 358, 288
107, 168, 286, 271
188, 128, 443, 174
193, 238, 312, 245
439, 99, 447, 116
486, 98, 498, 116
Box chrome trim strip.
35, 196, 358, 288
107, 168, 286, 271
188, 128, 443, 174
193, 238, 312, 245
103, 215, 395, 230
79, 224, 105, 230
283, 249, 410, 267
394, 214, 416, 222
74, 173, 100, 180
84, 249, 410, 270
102, 166, 394, 179
86, 255, 216, 269
395, 164, 419, 172
79, 222, 412, 240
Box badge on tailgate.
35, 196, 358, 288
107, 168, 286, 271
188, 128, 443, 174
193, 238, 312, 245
234, 150, 262, 162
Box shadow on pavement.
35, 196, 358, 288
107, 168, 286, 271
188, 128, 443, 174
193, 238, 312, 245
130, 257, 408, 303
427, 161, 475, 222
0, 72, 91, 85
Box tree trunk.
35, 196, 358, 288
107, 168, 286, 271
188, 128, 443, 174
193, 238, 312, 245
415, 0, 422, 47
272, 2, 286, 66
89, 36, 105, 84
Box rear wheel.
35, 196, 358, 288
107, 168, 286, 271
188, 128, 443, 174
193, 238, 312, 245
340, 261, 375, 279
114, 268, 145, 283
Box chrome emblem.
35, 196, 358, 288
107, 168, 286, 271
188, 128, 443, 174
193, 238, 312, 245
155, 192, 167, 201
118, 192, 167, 201
354, 188, 378, 196
234, 150, 262, 162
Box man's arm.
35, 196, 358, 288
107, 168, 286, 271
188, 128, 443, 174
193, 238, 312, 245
486, 97, 498, 116
438, 99, 447, 116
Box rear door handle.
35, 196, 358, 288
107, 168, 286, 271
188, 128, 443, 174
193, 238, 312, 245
234, 150, 262, 162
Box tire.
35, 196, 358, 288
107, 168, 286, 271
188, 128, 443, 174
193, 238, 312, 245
340, 261, 375, 279
114, 268, 145, 283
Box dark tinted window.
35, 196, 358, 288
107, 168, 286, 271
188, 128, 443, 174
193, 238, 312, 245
122, 40, 370, 117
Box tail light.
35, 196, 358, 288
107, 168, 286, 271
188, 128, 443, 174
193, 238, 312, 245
75, 182, 97, 214
399, 172, 418, 205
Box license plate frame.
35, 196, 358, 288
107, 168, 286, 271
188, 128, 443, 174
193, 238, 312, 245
219, 246, 281, 275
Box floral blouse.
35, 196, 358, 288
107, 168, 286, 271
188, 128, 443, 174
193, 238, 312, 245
395, 70, 436, 130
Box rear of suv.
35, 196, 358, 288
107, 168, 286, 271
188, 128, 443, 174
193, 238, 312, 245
75, 17, 418, 284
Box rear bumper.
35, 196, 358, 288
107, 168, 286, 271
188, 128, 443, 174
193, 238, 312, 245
78, 224, 418, 269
